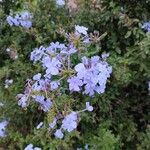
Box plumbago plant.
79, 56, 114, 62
16, 24, 112, 140
0, 1, 115, 149
1, 0, 150, 149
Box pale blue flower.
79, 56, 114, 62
61, 43, 77, 55
67, 76, 83, 92
56, 0, 65, 6
0, 120, 8, 138
6, 16, 15, 26
81, 56, 89, 66
41, 98, 52, 112
69, 55, 112, 96
21, 11, 31, 20
101, 53, 109, 59
50, 81, 60, 90
61, 112, 78, 132
86, 102, 93, 111
33, 73, 42, 81
34, 148, 41, 150
24, 144, 41, 150
18, 94, 28, 108
20, 20, 32, 28
75, 25, 88, 35
6, 11, 32, 28
83, 36, 91, 44
30, 46, 46, 63
54, 129, 64, 139
75, 63, 87, 79
24, 144, 33, 150
84, 144, 89, 150
34, 95, 52, 112
142, 21, 150, 32
32, 82, 42, 91
43, 57, 61, 75
84, 83, 95, 96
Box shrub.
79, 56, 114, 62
0, 0, 150, 149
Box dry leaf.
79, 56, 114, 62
67, 0, 78, 14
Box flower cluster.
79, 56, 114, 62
17, 79, 53, 112
18, 41, 77, 110
17, 25, 112, 139
30, 42, 76, 64
68, 55, 112, 96
50, 102, 93, 139
6, 11, 32, 28
0, 120, 8, 138
142, 21, 150, 32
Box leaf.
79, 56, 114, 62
125, 31, 132, 39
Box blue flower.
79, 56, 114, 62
84, 144, 89, 150
75, 25, 88, 35
67, 76, 83, 92
41, 98, 52, 112
33, 73, 42, 81
83, 36, 91, 44
6, 16, 14, 26
30, 46, 46, 63
54, 129, 64, 139
142, 21, 150, 32
6, 15, 19, 26
24, 144, 33, 150
24, 144, 41, 150
0, 120, 8, 138
74, 63, 87, 79
20, 20, 32, 29
68, 55, 112, 96
18, 94, 28, 108
50, 81, 60, 90
101, 53, 109, 59
61, 112, 78, 132
42, 57, 61, 75
6, 11, 32, 29
33, 95, 52, 112
61, 43, 77, 55
56, 0, 65, 6
86, 102, 93, 111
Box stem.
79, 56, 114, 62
44, 89, 48, 99
77, 109, 87, 113
68, 55, 71, 70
